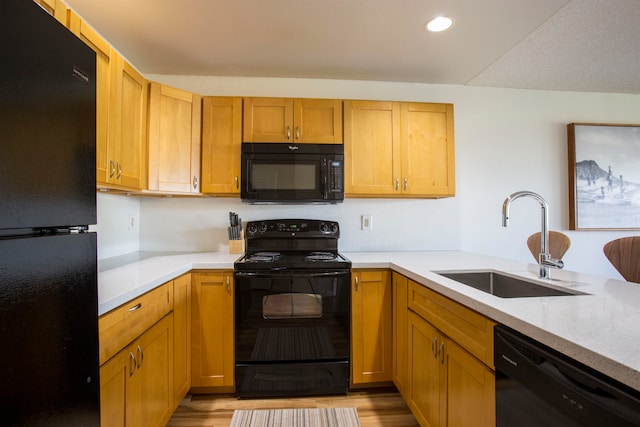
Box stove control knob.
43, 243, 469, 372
330, 223, 339, 234
259, 223, 268, 233
247, 224, 258, 235
320, 222, 330, 233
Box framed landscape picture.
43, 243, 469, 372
568, 123, 640, 230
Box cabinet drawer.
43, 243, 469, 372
99, 282, 174, 365
408, 280, 495, 368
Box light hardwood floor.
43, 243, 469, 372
167, 387, 419, 427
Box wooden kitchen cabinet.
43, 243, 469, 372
406, 280, 496, 427
147, 82, 202, 194
173, 273, 192, 408
351, 269, 392, 386
243, 97, 343, 144
69, 11, 146, 191
98, 281, 174, 427
100, 314, 174, 427
344, 100, 455, 198
201, 97, 243, 195
392, 272, 409, 399
34, 0, 67, 25
191, 271, 235, 390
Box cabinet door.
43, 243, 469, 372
34, 0, 67, 24
173, 274, 192, 407
109, 54, 146, 190
68, 12, 112, 186
351, 269, 392, 385
400, 102, 455, 196
407, 311, 443, 427
148, 82, 202, 193
99, 348, 130, 427
191, 272, 235, 388
445, 339, 495, 427
294, 98, 343, 143
344, 100, 401, 195
392, 272, 409, 398
201, 97, 242, 195
243, 97, 294, 142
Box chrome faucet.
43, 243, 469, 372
502, 191, 564, 279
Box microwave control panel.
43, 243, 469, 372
328, 160, 343, 192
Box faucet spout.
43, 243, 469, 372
501, 191, 560, 279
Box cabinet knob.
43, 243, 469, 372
116, 162, 122, 179
109, 160, 116, 178
354, 276, 359, 292
193, 176, 198, 189
439, 342, 445, 364
431, 337, 438, 358
226, 275, 230, 293
136, 345, 144, 369
395, 178, 399, 191
295, 126, 300, 140
286, 126, 291, 140
404, 177, 408, 191
235, 176, 239, 189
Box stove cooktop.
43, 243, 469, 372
234, 251, 351, 271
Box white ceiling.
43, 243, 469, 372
63, 0, 640, 94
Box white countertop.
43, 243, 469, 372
98, 250, 640, 392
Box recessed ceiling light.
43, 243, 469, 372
426, 16, 454, 32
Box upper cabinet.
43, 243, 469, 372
34, 0, 67, 25
147, 82, 202, 194
243, 98, 342, 144
201, 97, 242, 196
69, 11, 146, 191
344, 100, 455, 198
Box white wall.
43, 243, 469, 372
97, 76, 640, 280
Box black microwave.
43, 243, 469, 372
241, 143, 344, 204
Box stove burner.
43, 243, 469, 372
247, 252, 281, 262
306, 252, 338, 262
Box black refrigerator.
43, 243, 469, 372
1, 0, 100, 425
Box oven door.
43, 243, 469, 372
234, 269, 350, 364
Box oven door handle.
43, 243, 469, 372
235, 270, 349, 279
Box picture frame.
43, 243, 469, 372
568, 123, 640, 230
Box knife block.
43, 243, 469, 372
229, 239, 244, 254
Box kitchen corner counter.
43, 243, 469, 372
98, 249, 640, 392
98, 251, 240, 315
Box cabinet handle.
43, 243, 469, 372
128, 303, 142, 312
395, 178, 399, 191
235, 176, 239, 189
193, 176, 198, 189
116, 161, 122, 179
355, 276, 359, 292
404, 177, 408, 191
129, 352, 136, 377
137, 345, 144, 369
286, 126, 291, 140
226, 275, 230, 293
109, 160, 116, 178
439, 342, 445, 365
295, 126, 300, 140
431, 337, 438, 358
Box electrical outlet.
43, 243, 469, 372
128, 212, 137, 231
361, 214, 372, 231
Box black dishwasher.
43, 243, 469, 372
495, 325, 640, 426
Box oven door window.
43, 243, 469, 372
263, 293, 322, 319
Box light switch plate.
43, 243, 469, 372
361, 214, 372, 231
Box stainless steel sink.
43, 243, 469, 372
435, 270, 587, 298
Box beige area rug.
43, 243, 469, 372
230, 407, 361, 427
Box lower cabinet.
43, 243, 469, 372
100, 314, 174, 427
173, 273, 192, 407
191, 271, 235, 389
392, 272, 409, 399
406, 278, 496, 427
351, 269, 392, 385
